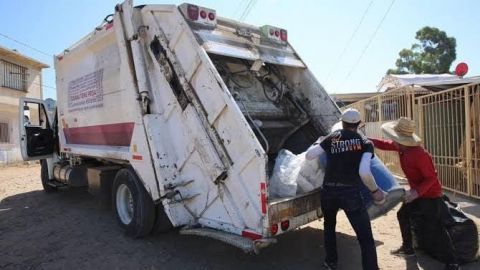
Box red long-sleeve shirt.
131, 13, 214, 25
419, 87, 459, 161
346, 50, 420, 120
369, 138, 442, 198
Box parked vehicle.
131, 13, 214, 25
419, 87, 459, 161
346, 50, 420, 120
19, 0, 341, 253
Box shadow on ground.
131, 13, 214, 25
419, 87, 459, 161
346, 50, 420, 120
1, 188, 479, 270
0, 189, 374, 270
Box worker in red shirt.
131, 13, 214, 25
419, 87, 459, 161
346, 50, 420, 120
369, 117, 459, 270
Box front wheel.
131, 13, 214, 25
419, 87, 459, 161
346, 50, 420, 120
113, 168, 155, 238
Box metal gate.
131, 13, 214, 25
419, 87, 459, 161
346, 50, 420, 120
416, 82, 480, 198
344, 86, 430, 177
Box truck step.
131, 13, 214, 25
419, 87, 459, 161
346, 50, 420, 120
47, 180, 67, 188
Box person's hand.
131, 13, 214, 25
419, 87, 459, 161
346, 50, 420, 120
372, 188, 387, 205
404, 189, 418, 203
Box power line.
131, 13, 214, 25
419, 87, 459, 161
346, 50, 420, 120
341, 0, 396, 87
38, 82, 56, 90
239, 0, 257, 22
0, 32, 56, 92
233, 0, 248, 18
0, 32, 53, 59
325, 0, 375, 83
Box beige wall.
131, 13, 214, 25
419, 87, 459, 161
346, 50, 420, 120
0, 104, 22, 164
0, 52, 44, 164
0, 53, 43, 105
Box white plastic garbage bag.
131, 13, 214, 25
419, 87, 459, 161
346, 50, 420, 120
269, 150, 301, 198
298, 153, 325, 192
269, 149, 325, 198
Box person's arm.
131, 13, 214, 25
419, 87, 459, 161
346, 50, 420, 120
358, 152, 378, 192
305, 144, 326, 160
359, 153, 386, 204
368, 138, 399, 151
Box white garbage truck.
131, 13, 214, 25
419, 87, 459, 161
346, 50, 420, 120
19, 0, 342, 253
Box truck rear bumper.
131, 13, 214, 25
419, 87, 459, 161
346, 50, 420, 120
268, 188, 322, 229
180, 227, 277, 254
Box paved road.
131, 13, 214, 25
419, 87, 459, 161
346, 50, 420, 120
0, 164, 479, 270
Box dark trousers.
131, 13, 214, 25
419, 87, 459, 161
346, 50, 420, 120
397, 198, 457, 264
321, 186, 379, 270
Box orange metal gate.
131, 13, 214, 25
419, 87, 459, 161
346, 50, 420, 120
416, 83, 480, 198
343, 86, 430, 177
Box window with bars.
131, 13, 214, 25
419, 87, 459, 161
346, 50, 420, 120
0, 122, 9, 143
1, 60, 27, 91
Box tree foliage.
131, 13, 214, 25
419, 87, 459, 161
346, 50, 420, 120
388, 26, 456, 74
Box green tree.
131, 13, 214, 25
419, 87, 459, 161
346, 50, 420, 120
388, 26, 456, 74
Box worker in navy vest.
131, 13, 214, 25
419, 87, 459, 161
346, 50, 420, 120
306, 108, 386, 270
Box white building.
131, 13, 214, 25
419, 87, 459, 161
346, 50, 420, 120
0, 46, 49, 164
376, 74, 459, 92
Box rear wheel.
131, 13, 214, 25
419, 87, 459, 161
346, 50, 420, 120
113, 168, 155, 238
40, 159, 56, 193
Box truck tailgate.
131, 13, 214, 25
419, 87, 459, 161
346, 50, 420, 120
268, 189, 322, 225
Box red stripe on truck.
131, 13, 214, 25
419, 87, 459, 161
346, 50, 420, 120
260, 182, 267, 214
132, 155, 143, 160
64, 122, 135, 146
242, 230, 262, 240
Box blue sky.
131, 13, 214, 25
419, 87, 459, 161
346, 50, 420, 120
1, 0, 479, 100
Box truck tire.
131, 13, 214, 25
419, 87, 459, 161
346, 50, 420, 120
40, 159, 56, 193
152, 203, 173, 234
112, 168, 155, 238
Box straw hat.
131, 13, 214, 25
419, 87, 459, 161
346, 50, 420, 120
381, 117, 422, 147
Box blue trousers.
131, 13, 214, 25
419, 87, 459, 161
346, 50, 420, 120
321, 186, 379, 270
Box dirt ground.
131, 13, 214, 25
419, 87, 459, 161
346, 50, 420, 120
1, 164, 479, 270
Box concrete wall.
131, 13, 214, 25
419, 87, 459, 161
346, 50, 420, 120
0, 51, 45, 164
0, 104, 22, 164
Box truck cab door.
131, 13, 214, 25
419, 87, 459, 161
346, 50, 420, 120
19, 97, 55, 160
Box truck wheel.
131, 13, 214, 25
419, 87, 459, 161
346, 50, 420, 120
112, 168, 155, 238
40, 159, 56, 193
152, 203, 173, 234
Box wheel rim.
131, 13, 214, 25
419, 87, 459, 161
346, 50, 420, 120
116, 184, 134, 225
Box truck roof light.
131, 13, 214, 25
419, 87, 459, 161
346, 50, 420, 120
187, 4, 199, 20
180, 3, 217, 27
260, 25, 288, 45
208, 12, 215, 21
280, 29, 288, 42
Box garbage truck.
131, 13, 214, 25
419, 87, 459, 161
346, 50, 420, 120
18, 0, 398, 253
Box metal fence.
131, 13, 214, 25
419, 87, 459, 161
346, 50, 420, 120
417, 82, 480, 198
342, 83, 480, 199
344, 86, 431, 177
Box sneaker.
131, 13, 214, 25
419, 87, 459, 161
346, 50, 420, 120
323, 261, 338, 270
444, 264, 460, 270
390, 246, 415, 257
